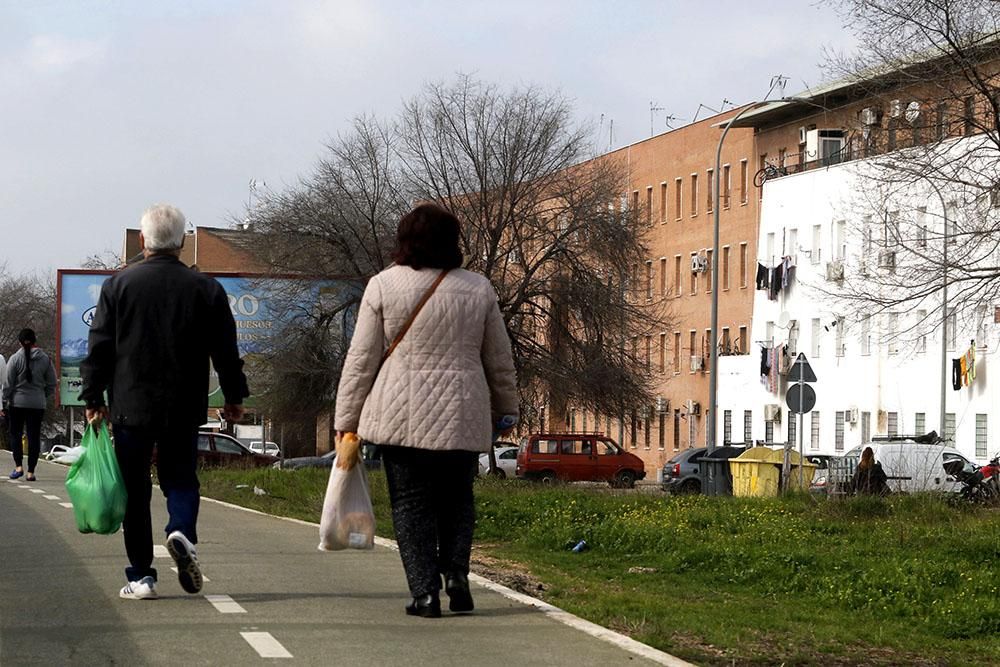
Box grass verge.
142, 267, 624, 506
199, 467, 1000, 666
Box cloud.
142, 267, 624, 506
25, 34, 107, 73
62, 303, 77, 315
87, 284, 102, 302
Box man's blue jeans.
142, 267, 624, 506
113, 425, 200, 583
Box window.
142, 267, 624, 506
765, 419, 774, 442
722, 246, 731, 290
744, 409, 752, 442
945, 413, 956, 443
660, 183, 668, 223
834, 220, 847, 261
885, 210, 900, 248
724, 410, 732, 444
887, 412, 898, 437
835, 411, 845, 451
778, 147, 787, 167
569, 408, 577, 432
723, 165, 731, 208
646, 186, 653, 226
532, 439, 559, 454
690, 254, 698, 295
739, 159, 748, 204
811, 318, 822, 357
706, 168, 714, 212
722, 327, 731, 354
689, 330, 696, 372
674, 178, 683, 220
582, 411, 588, 432
861, 315, 871, 356
659, 333, 666, 372
976, 414, 988, 458
887, 313, 899, 355
738, 326, 748, 355
810, 411, 821, 451
706, 249, 713, 292
673, 410, 681, 451
963, 96, 975, 136
690, 174, 698, 216
674, 255, 682, 297
947, 307, 957, 351
766, 232, 775, 266
915, 412, 926, 435
630, 412, 637, 449
632, 191, 639, 219
644, 415, 651, 449
659, 258, 667, 295
658, 412, 665, 450
811, 224, 822, 264
645, 261, 653, 300
215, 437, 245, 455
788, 228, 798, 260
787, 414, 797, 447
887, 118, 898, 151
917, 207, 928, 248
917, 310, 927, 354
739, 242, 748, 287
197, 435, 212, 451
835, 317, 845, 357
673, 332, 681, 373
861, 411, 871, 443
936, 101, 948, 140
645, 336, 652, 371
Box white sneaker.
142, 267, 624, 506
166, 530, 203, 594
120, 576, 158, 600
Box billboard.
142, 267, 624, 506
57, 270, 358, 408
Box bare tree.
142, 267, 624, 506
821, 1, 1000, 344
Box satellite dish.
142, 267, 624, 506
778, 311, 791, 328
905, 101, 921, 124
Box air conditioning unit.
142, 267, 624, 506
825, 260, 845, 281
889, 99, 903, 118
806, 129, 846, 164
685, 400, 701, 416
690, 355, 704, 372
798, 126, 808, 144
878, 250, 897, 270
764, 404, 782, 423
860, 107, 878, 126
847, 408, 859, 424
905, 101, 921, 124
690, 254, 708, 273
656, 396, 669, 413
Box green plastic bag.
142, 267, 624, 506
65, 422, 128, 535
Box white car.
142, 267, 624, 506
478, 446, 518, 479
249, 441, 281, 457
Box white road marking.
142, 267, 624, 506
153, 545, 169, 558
43, 495, 60, 500
59, 502, 73, 508
240, 632, 292, 658
172, 566, 209, 582
30, 489, 46, 494
205, 594, 244, 613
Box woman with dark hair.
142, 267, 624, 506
3, 328, 56, 481
851, 446, 890, 495
335, 203, 519, 618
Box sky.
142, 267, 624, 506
0, 0, 854, 275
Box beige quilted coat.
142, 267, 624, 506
334, 265, 519, 452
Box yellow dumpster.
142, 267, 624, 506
729, 447, 818, 497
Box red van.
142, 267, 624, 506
515, 432, 646, 488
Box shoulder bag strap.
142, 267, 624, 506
380, 269, 450, 366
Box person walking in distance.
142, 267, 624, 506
335, 204, 519, 618
3, 329, 56, 481
80, 204, 249, 601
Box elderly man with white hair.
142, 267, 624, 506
80, 204, 249, 600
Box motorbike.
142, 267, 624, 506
943, 454, 1000, 502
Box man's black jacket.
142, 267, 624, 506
79, 254, 249, 428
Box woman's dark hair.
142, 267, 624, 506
858, 446, 875, 472
391, 204, 463, 270
17, 328, 36, 383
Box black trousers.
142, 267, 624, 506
113, 425, 200, 583
381, 445, 478, 598
9, 407, 44, 473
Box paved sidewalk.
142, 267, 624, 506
0, 455, 692, 666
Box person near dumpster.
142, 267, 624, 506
851, 446, 890, 495
334, 203, 519, 618
3, 328, 57, 482
79, 204, 249, 601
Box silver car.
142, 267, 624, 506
478, 446, 518, 478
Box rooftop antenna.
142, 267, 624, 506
650, 101, 666, 136
692, 103, 720, 123
663, 114, 680, 130
770, 74, 789, 98
608, 118, 614, 150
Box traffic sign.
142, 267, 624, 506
787, 353, 817, 383
786, 382, 816, 414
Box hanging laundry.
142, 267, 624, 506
964, 343, 977, 385
952, 358, 963, 390
781, 256, 795, 290
769, 345, 780, 394
756, 263, 769, 290
760, 346, 771, 384
769, 264, 784, 301
960, 355, 968, 387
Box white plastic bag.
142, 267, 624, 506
318, 457, 376, 551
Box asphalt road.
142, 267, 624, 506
0, 454, 689, 666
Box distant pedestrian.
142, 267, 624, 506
851, 446, 890, 496
80, 204, 249, 601
335, 203, 518, 618
2, 329, 56, 482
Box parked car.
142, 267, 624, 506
827, 435, 973, 494
805, 454, 836, 494
661, 447, 706, 494
478, 445, 518, 478
277, 443, 382, 470
249, 441, 281, 457
153, 432, 278, 468
515, 433, 646, 488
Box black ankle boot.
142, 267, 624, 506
405, 593, 442, 618
445, 572, 474, 613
